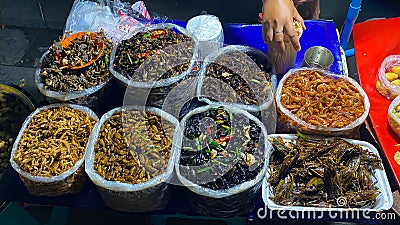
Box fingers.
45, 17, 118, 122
274, 25, 285, 52
262, 22, 274, 44
284, 22, 301, 52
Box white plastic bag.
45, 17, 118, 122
175, 103, 270, 217
10, 104, 98, 196
85, 105, 180, 212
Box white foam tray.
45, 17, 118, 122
262, 134, 394, 212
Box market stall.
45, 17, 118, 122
0, 1, 399, 225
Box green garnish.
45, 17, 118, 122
215, 119, 224, 124
183, 146, 194, 151
143, 149, 153, 155
143, 32, 152, 38
212, 159, 227, 166
297, 131, 306, 139
195, 137, 202, 151
206, 146, 211, 153
251, 79, 261, 84
148, 145, 161, 149
104, 56, 109, 65
139, 134, 151, 141
197, 166, 212, 173
235, 147, 240, 156
127, 53, 133, 64
209, 140, 224, 151
134, 59, 140, 64
221, 124, 231, 132
228, 109, 233, 121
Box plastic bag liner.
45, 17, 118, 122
35, 49, 113, 111
196, 45, 277, 134
275, 68, 370, 138
175, 103, 270, 217
387, 95, 400, 138
9, 103, 99, 197
85, 105, 180, 212
376, 55, 400, 100
109, 23, 199, 107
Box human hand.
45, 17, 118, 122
262, 0, 306, 52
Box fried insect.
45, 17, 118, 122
14, 107, 96, 177
94, 111, 175, 184
39, 30, 113, 92
113, 28, 194, 82
180, 106, 264, 190
280, 70, 365, 128
203, 51, 272, 106
0, 91, 32, 177
269, 134, 382, 208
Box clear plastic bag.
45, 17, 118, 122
10, 104, 98, 196
376, 55, 400, 100
275, 68, 370, 138
64, 0, 113, 34
388, 95, 400, 138
175, 103, 270, 217
197, 45, 276, 134
85, 105, 180, 212
109, 23, 199, 107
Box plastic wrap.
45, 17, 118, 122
85, 105, 180, 212
64, 0, 112, 34
388, 95, 400, 138
197, 45, 276, 134
275, 68, 370, 138
10, 104, 98, 196
109, 23, 199, 107
186, 15, 224, 60
35, 31, 114, 112
263, 134, 393, 212
376, 55, 400, 100
175, 103, 270, 217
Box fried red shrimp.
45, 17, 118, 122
280, 70, 365, 128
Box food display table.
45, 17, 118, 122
0, 20, 398, 224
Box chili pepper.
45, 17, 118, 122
150, 29, 166, 38
215, 136, 232, 143
136, 52, 151, 58
206, 126, 211, 135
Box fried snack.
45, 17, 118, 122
280, 70, 365, 128
14, 106, 96, 177
94, 111, 174, 184
395, 151, 400, 166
